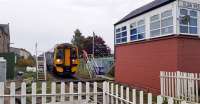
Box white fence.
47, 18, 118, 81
160, 71, 200, 103
0, 81, 189, 104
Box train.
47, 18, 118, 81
46, 43, 79, 77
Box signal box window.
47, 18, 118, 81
180, 9, 198, 34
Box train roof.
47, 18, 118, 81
55, 43, 77, 49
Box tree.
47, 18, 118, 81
71, 30, 111, 57
71, 29, 85, 55
83, 35, 111, 57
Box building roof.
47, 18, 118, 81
0, 24, 10, 36
114, 0, 176, 26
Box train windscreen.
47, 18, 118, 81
56, 49, 64, 60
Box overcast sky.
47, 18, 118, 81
0, 0, 153, 54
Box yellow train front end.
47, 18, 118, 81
53, 44, 79, 77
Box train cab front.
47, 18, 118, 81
53, 47, 79, 77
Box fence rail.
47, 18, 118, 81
0, 81, 189, 104
160, 71, 200, 103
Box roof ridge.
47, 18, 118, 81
114, 0, 175, 26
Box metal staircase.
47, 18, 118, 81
83, 51, 100, 78
36, 53, 47, 81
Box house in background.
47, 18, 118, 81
10, 47, 32, 59
114, 0, 200, 94
0, 24, 10, 53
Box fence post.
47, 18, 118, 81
86, 82, 90, 102
69, 82, 74, 102
0, 82, 4, 104
148, 93, 152, 104
195, 73, 198, 103
78, 82, 82, 103
157, 95, 163, 104
139, 91, 143, 104
177, 71, 181, 98
106, 82, 109, 104
111, 83, 114, 104
32, 83, 36, 104
132, 89, 136, 104
120, 85, 124, 104
168, 97, 173, 104
51, 82, 56, 103
10, 82, 15, 104
61, 82, 65, 102
181, 101, 188, 104
160, 71, 163, 96
21, 82, 26, 104
126, 87, 129, 104
116, 84, 119, 104
42, 82, 46, 103
103, 81, 107, 104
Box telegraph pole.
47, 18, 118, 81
93, 32, 95, 57
35, 42, 38, 80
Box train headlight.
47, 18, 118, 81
72, 59, 76, 64
56, 59, 61, 63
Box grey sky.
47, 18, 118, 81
0, 0, 153, 54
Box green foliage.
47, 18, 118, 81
16, 56, 35, 67
71, 29, 111, 57
71, 29, 85, 55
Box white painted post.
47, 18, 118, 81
78, 82, 82, 103
195, 73, 198, 103
163, 72, 166, 96
183, 73, 187, 100
139, 91, 143, 104
177, 71, 181, 98
93, 82, 97, 104
60, 82, 65, 102
51, 82, 56, 103
191, 73, 195, 102
169, 72, 171, 97
160, 71, 163, 96
107, 82, 110, 104
103, 81, 107, 104
172, 72, 174, 97
168, 97, 173, 104
115, 84, 119, 104
126, 87, 129, 104
120, 85, 124, 104
188, 73, 191, 101
181, 101, 188, 104
32, 83, 36, 104
21, 82, 26, 104
42, 82, 46, 103
69, 82, 74, 102
166, 72, 169, 96
174, 72, 177, 97
86, 82, 90, 102
10, 82, 15, 104
132, 89, 136, 104
111, 83, 114, 104
0, 82, 4, 104
157, 95, 163, 104
147, 93, 152, 104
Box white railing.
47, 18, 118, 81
160, 71, 200, 103
0, 81, 101, 104
0, 81, 189, 104
103, 82, 188, 104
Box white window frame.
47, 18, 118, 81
130, 19, 146, 42
115, 26, 127, 44
179, 8, 198, 35
150, 10, 174, 38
